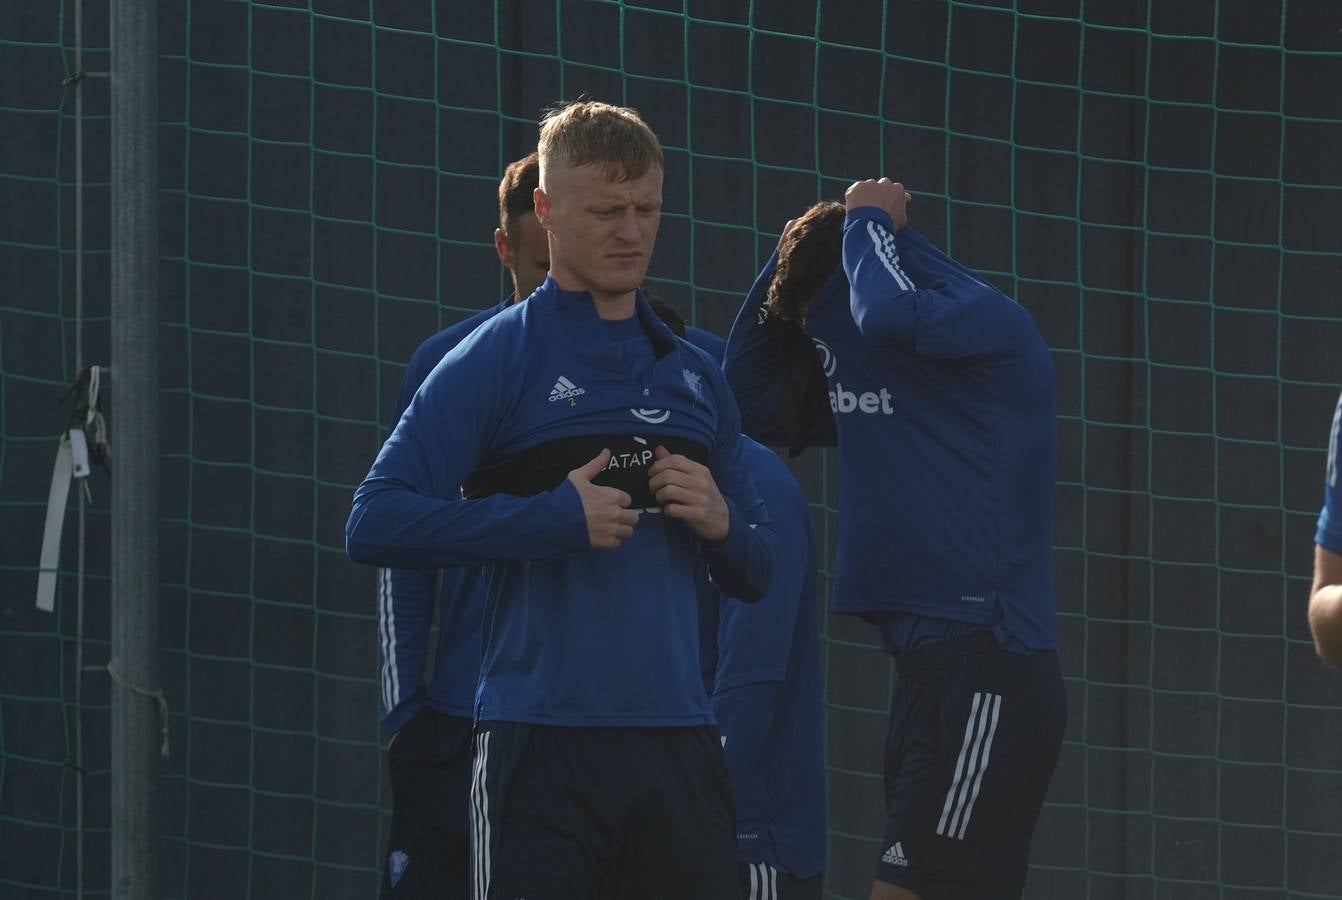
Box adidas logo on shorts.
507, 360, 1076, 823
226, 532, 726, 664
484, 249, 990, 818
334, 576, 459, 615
882, 841, 909, 867
549, 375, 586, 402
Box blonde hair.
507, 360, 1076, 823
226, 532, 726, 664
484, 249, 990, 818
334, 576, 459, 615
538, 101, 664, 184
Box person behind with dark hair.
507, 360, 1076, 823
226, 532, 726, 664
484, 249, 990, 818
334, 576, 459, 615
1310, 395, 1342, 667
348, 100, 776, 899
724, 179, 1066, 900
375, 151, 545, 899
493, 151, 550, 304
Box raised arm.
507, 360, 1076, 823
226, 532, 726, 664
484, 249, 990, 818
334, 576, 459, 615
724, 249, 838, 451
723, 252, 791, 445
842, 179, 1026, 360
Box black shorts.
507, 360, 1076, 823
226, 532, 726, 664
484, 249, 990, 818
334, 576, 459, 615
469, 721, 738, 900
737, 862, 822, 900
876, 632, 1067, 900
383, 708, 475, 899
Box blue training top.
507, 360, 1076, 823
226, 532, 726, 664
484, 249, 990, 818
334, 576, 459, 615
699, 436, 826, 879
1316, 392, 1342, 554
348, 278, 778, 726
378, 300, 509, 738
724, 207, 1059, 651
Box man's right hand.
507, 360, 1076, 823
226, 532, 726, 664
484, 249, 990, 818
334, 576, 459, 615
845, 178, 912, 230
567, 449, 640, 549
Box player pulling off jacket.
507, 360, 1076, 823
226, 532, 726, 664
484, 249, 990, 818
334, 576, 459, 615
347, 101, 777, 900
724, 179, 1067, 900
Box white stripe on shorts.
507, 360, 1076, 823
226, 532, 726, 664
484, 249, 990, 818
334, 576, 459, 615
470, 731, 492, 900
937, 691, 1003, 839
956, 693, 1002, 839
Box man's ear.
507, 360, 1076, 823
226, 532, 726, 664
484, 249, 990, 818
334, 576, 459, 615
494, 227, 513, 268
533, 186, 553, 231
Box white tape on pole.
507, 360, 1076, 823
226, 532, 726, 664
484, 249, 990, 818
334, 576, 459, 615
36, 437, 74, 612
69, 427, 91, 479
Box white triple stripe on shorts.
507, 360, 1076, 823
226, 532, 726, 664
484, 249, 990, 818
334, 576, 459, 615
470, 731, 493, 900
866, 220, 916, 291
747, 862, 779, 900
936, 691, 1003, 841
377, 568, 400, 713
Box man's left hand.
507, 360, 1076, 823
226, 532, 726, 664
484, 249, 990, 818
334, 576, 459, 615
648, 446, 730, 542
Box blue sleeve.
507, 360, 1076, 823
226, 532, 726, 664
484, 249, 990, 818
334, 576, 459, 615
713, 468, 811, 689
347, 331, 591, 568
379, 567, 432, 737
723, 252, 838, 449
723, 253, 790, 445
714, 681, 783, 859
844, 207, 1024, 359
699, 374, 779, 603
711, 459, 812, 858
1317, 393, 1342, 554
377, 337, 447, 734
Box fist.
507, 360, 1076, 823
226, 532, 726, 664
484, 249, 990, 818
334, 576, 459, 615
647, 446, 730, 543
567, 449, 640, 550
844, 178, 911, 230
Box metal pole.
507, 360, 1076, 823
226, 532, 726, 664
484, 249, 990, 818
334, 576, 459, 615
73, 0, 86, 890
109, 0, 159, 896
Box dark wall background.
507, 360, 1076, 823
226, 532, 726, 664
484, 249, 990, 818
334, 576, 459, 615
3, 1, 1342, 897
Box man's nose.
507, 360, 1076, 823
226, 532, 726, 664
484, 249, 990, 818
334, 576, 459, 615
614, 207, 641, 240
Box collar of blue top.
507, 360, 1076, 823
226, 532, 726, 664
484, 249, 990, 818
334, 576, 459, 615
533, 276, 681, 360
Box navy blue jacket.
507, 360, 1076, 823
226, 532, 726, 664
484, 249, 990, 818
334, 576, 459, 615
349, 279, 777, 725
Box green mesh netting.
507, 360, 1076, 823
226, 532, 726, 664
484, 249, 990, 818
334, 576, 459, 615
3, 2, 1342, 898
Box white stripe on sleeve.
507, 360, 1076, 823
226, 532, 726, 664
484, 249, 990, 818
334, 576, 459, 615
866, 220, 915, 291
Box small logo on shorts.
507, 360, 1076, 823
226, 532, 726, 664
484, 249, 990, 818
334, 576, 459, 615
389, 849, 409, 887
882, 842, 909, 868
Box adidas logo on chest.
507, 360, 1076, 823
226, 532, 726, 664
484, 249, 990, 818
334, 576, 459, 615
549, 375, 586, 402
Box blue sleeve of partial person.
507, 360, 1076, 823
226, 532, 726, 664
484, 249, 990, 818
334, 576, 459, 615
377, 337, 447, 734
1317, 392, 1342, 554
713, 681, 783, 859
843, 207, 1025, 360
714, 457, 811, 688
699, 374, 778, 603
347, 331, 591, 568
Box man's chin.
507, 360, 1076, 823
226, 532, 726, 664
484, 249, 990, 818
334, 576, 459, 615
593, 276, 646, 298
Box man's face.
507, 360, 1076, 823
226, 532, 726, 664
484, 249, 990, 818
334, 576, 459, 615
535, 162, 663, 303
495, 209, 550, 302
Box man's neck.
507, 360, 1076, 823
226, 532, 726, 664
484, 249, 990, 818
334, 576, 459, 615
550, 272, 636, 320
590, 292, 637, 320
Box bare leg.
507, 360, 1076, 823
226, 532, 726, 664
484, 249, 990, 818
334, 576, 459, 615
870, 879, 924, 900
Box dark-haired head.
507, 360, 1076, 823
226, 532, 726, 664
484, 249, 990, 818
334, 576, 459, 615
766, 200, 845, 322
